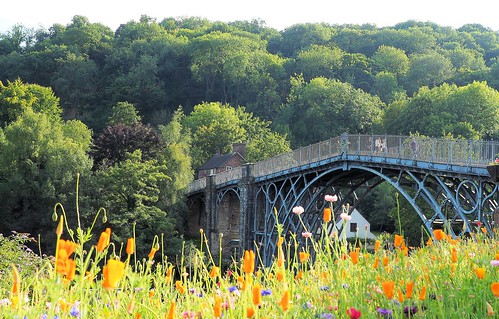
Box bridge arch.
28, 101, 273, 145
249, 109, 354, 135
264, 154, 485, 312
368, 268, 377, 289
187, 134, 499, 264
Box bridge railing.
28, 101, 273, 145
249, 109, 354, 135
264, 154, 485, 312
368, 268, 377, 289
188, 134, 499, 193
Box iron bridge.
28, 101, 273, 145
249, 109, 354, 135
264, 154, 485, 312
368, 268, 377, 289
186, 134, 499, 265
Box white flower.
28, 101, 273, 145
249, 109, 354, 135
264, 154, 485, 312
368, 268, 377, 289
292, 206, 304, 215
324, 194, 338, 202
340, 213, 351, 221
302, 231, 313, 238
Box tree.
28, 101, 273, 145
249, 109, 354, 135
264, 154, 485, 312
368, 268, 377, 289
91, 123, 163, 169
182, 102, 246, 168
236, 107, 291, 162
371, 72, 407, 104
276, 76, 384, 147
107, 101, 141, 126
93, 150, 179, 256
158, 108, 194, 206
403, 51, 455, 94
0, 79, 62, 126
383, 81, 499, 139
294, 45, 344, 81
371, 45, 409, 76
0, 109, 93, 251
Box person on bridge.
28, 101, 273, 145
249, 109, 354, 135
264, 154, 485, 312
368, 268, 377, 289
411, 138, 419, 158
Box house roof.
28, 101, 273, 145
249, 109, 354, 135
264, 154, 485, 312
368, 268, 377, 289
197, 152, 244, 170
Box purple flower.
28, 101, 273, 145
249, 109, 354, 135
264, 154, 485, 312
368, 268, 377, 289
261, 289, 272, 296
228, 286, 238, 293
403, 306, 418, 317
70, 305, 80, 317
321, 313, 335, 319
377, 307, 393, 318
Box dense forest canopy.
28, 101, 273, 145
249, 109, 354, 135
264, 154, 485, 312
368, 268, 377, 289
1, 15, 499, 251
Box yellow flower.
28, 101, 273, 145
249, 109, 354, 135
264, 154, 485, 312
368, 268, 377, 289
210, 266, 220, 278
299, 251, 310, 263
475, 267, 486, 279
102, 259, 125, 289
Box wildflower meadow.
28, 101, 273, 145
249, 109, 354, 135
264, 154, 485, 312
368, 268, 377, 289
1, 195, 499, 318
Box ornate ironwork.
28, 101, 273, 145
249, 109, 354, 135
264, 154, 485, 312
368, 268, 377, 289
187, 134, 499, 265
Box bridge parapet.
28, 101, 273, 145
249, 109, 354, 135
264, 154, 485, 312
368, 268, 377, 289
188, 134, 499, 193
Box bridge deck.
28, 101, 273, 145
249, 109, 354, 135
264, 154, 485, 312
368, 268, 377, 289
188, 134, 499, 193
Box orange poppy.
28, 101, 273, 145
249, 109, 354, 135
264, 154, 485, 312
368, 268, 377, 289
433, 229, 445, 241
126, 238, 135, 255
419, 286, 427, 300
148, 247, 158, 260
451, 248, 458, 263
279, 290, 290, 311
176, 280, 186, 294
210, 266, 220, 278
405, 281, 414, 299
243, 250, 255, 274
374, 240, 381, 252
491, 282, 499, 297
246, 307, 255, 318
349, 251, 359, 265
11, 264, 20, 294
166, 301, 176, 319
475, 267, 486, 279
102, 259, 125, 289
323, 207, 332, 223
252, 283, 262, 305
382, 281, 395, 299
96, 228, 111, 253
394, 235, 403, 247
299, 251, 310, 263
214, 295, 222, 318
277, 246, 285, 267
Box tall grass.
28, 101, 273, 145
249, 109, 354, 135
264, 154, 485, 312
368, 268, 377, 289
1, 198, 499, 318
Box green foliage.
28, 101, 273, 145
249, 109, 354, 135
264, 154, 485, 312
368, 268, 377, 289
158, 108, 194, 205
107, 101, 141, 126
276, 76, 384, 147
182, 102, 245, 168
93, 150, 176, 256
0, 79, 62, 126
183, 102, 290, 168
0, 232, 44, 293
384, 81, 499, 139
0, 108, 93, 252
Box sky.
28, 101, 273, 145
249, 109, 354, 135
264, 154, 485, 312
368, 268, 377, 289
1, 0, 499, 33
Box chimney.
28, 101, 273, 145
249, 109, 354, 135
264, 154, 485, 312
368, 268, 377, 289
232, 142, 246, 158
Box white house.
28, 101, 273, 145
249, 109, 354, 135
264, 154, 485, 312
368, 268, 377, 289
334, 208, 377, 240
